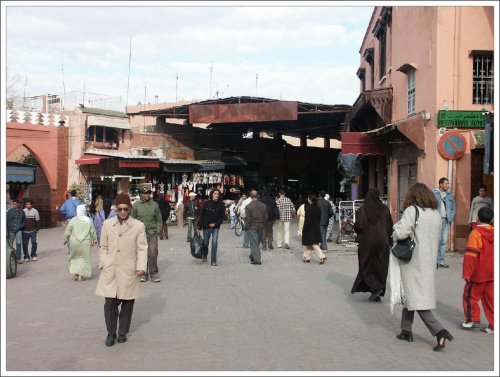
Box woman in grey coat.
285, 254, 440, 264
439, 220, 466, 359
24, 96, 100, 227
390, 183, 454, 352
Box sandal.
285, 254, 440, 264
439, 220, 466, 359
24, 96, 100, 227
319, 257, 327, 264
77, 275, 85, 281
303, 259, 311, 263
212, 262, 218, 266
74, 275, 79, 281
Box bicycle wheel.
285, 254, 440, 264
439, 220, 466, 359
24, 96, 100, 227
235, 219, 243, 236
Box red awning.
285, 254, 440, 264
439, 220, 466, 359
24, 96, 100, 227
118, 160, 159, 168
340, 132, 386, 155
75, 154, 111, 165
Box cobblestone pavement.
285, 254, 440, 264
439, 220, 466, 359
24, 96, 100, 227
3, 219, 496, 374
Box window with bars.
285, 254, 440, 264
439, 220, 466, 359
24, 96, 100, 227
407, 69, 415, 115
473, 54, 494, 105
379, 31, 386, 80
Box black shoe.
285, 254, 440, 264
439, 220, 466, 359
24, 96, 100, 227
249, 254, 254, 262
396, 331, 414, 342
434, 329, 453, 351
105, 334, 116, 346
369, 289, 384, 302
117, 334, 127, 343
251, 261, 261, 265
269, 244, 274, 250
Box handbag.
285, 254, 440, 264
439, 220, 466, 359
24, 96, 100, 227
190, 233, 203, 259
391, 206, 419, 262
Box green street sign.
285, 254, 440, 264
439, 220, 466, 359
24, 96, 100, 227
438, 111, 486, 128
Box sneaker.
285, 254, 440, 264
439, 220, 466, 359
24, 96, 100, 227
284, 244, 290, 249
461, 321, 481, 329
24, 258, 30, 262
32, 256, 38, 261
276, 245, 283, 248
151, 274, 161, 283
438, 263, 449, 268
140, 275, 147, 282
481, 327, 494, 334
17, 259, 23, 264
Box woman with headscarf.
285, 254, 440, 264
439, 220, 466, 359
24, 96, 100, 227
94, 198, 117, 245
63, 204, 98, 281
390, 183, 453, 352
302, 194, 327, 264
351, 188, 393, 302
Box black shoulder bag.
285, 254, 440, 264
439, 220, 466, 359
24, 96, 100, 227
391, 206, 419, 262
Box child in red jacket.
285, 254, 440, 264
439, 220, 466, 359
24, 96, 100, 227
461, 207, 494, 333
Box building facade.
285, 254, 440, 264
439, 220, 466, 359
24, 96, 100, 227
343, 6, 494, 251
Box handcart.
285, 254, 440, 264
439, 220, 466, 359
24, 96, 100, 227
336, 200, 364, 244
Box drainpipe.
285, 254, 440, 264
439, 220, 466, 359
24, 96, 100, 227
452, 7, 460, 110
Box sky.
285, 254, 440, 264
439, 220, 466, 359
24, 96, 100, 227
3, 1, 374, 112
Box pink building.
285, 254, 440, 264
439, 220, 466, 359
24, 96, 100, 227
342, 6, 494, 251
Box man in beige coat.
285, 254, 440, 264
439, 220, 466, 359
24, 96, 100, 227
95, 193, 148, 347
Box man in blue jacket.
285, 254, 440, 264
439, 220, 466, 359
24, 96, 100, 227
7, 199, 26, 263
59, 189, 82, 250
433, 177, 456, 268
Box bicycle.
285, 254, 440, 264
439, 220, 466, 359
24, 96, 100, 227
234, 215, 244, 236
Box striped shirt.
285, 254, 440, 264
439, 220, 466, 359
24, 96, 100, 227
276, 196, 295, 222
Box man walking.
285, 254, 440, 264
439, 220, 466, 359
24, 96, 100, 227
245, 190, 268, 265
59, 189, 82, 251
276, 189, 295, 249
131, 186, 163, 282
469, 184, 493, 230
433, 177, 456, 268
22, 199, 40, 261
260, 189, 280, 250
184, 192, 200, 242
197, 189, 225, 266
95, 192, 148, 346
7, 199, 26, 263
239, 192, 252, 248
318, 190, 334, 252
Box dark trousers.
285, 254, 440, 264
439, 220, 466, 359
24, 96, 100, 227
146, 232, 159, 276
400, 308, 444, 336
320, 225, 328, 251
261, 220, 274, 246
22, 231, 37, 258
248, 229, 263, 263
104, 297, 135, 336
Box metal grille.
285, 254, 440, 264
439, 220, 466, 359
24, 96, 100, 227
407, 69, 415, 115
473, 54, 494, 105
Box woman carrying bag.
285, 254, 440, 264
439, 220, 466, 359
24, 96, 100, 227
390, 182, 454, 351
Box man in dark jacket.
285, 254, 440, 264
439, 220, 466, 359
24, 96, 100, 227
184, 192, 200, 242
59, 189, 82, 251
245, 190, 268, 265
318, 190, 334, 252
156, 194, 170, 240
197, 189, 225, 266
260, 189, 280, 251
7, 199, 26, 263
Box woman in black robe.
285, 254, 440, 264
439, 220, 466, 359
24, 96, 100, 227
351, 188, 393, 301
302, 194, 327, 264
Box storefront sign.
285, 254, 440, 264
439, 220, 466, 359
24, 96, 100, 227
438, 111, 486, 128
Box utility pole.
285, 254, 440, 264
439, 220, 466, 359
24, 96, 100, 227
176, 74, 178, 102
61, 63, 66, 109
210, 62, 213, 99
256, 73, 258, 97
126, 36, 132, 108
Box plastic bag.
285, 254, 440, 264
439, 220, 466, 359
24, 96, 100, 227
190, 234, 203, 259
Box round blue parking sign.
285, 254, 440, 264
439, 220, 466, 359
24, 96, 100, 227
438, 131, 467, 160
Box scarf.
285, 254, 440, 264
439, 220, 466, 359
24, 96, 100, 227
76, 205, 90, 223
389, 252, 406, 314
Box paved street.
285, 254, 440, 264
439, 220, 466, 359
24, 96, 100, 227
3, 219, 496, 373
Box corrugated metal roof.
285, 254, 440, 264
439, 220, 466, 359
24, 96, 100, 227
80, 107, 128, 118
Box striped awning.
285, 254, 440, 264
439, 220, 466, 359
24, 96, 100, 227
75, 154, 112, 165
6, 165, 36, 183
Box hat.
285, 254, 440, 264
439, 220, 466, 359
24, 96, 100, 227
189, 192, 196, 197
141, 186, 151, 193
115, 193, 132, 207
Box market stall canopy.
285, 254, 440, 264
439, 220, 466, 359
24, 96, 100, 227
6, 162, 36, 183
340, 132, 386, 155
87, 115, 131, 130
134, 96, 351, 140
75, 154, 112, 165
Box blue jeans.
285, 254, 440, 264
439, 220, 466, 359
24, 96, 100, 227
22, 231, 37, 258
203, 227, 220, 263
438, 219, 451, 264
186, 218, 198, 241
243, 223, 250, 248
320, 225, 328, 251
230, 215, 237, 229
9, 231, 23, 260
